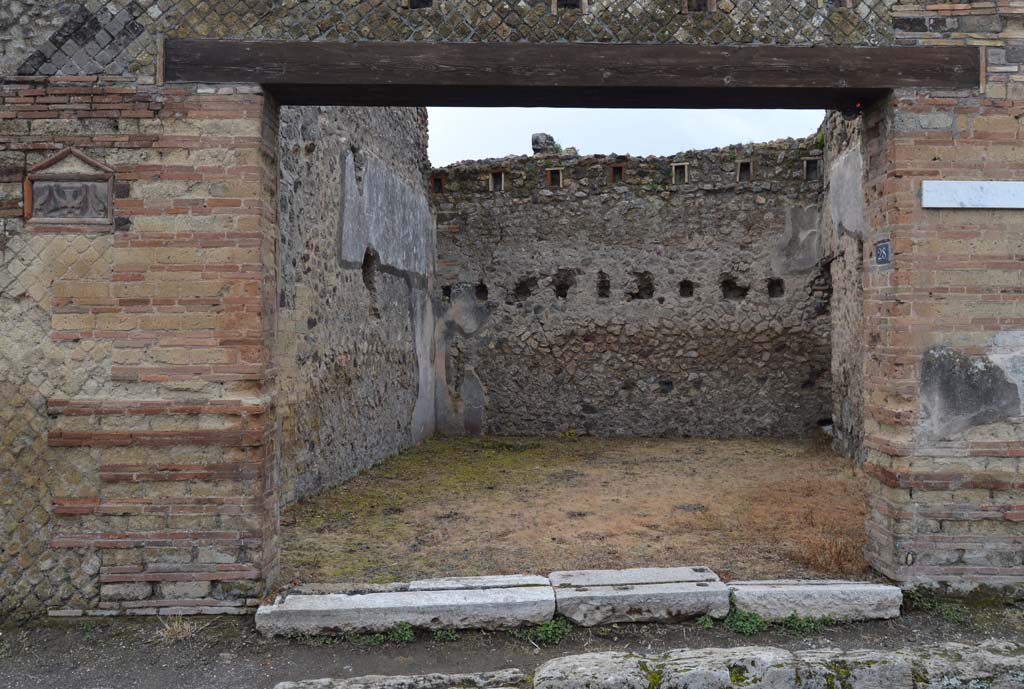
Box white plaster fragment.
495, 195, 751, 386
989, 330, 1024, 415
922, 180, 1024, 209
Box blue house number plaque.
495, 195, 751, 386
875, 240, 891, 266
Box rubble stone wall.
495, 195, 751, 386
432, 137, 832, 438
275, 105, 435, 507
823, 113, 868, 462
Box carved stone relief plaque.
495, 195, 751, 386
25, 148, 114, 226
32, 180, 111, 220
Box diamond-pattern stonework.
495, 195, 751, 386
0, 232, 111, 618
12, 0, 900, 78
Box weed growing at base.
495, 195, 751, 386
347, 622, 416, 646
512, 617, 573, 646
724, 609, 770, 636
905, 586, 969, 624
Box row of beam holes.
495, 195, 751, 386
501, 273, 786, 302
433, 159, 820, 194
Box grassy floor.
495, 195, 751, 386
280, 435, 869, 585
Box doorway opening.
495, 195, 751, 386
274, 104, 869, 588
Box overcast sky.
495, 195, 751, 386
427, 108, 826, 167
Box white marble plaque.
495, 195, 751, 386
922, 180, 1024, 209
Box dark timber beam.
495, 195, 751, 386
164, 40, 980, 109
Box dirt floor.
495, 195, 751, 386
280, 436, 869, 586
3, 606, 1024, 689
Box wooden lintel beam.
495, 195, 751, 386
164, 40, 980, 108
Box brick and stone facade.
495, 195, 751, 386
0, 82, 434, 617
3, 0, 1024, 615
0, 80, 281, 617
432, 137, 832, 438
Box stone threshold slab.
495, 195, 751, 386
548, 567, 728, 626
409, 575, 550, 591
553, 580, 730, 626
728, 579, 903, 621
549, 566, 718, 588
256, 587, 555, 636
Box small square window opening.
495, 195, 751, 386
490, 171, 505, 192
737, 160, 752, 183
804, 158, 821, 182
408, 0, 433, 9
610, 165, 625, 184
672, 163, 689, 185
546, 168, 563, 188
431, 175, 445, 194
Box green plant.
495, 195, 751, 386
729, 664, 750, 687
905, 585, 940, 612
938, 601, 968, 624
638, 661, 664, 689
512, 617, 573, 646
724, 609, 769, 636
778, 613, 831, 634
905, 586, 970, 625
348, 622, 416, 646
696, 614, 715, 629
432, 629, 460, 642
81, 620, 100, 641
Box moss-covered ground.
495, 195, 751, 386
280, 435, 869, 585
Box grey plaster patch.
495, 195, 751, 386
828, 146, 868, 240
920, 346, 1021, 441
410, 287, 437, 443
773, 204, 823, 275
339, 150, 434, 277
460, 369, 486, 436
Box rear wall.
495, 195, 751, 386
433, 136, 832, 437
